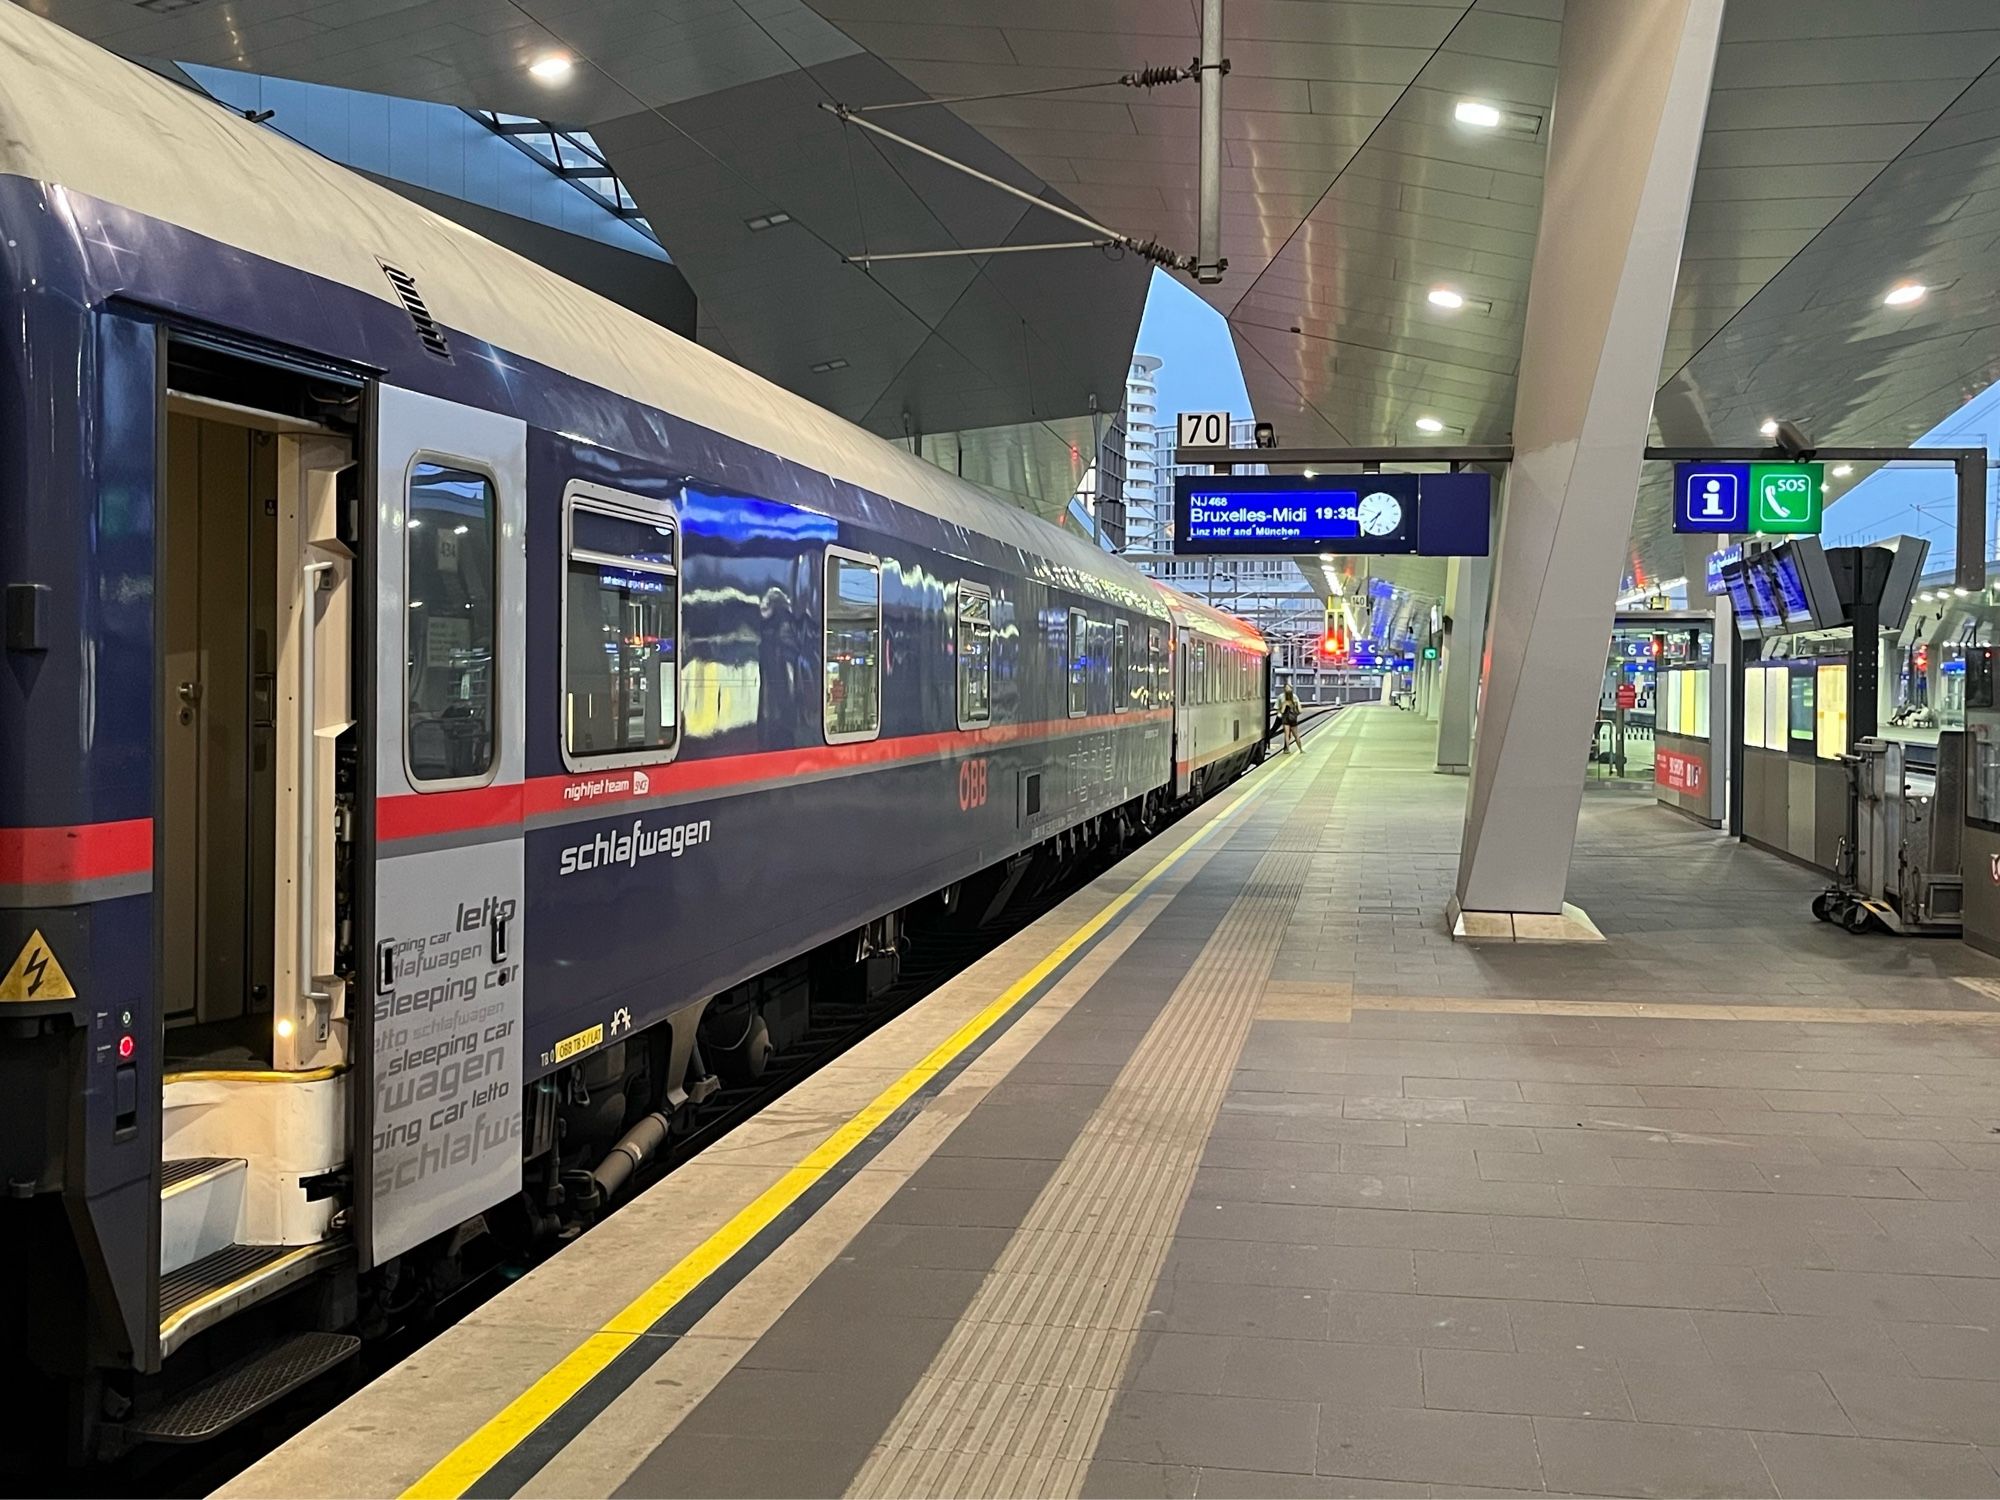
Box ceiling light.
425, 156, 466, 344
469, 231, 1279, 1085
1883, 282, 1926, 308
810, 358, 848, 373
1759, 419, 1779, 437
528, 54, 573, 81
1455, 100, 1502, 129
1303, 469, 1317, 478
1415, 416, 1446, 433
1832, 464, 1853, 477
1428, 287, 1465, 310
1957, 586, 1974, 596
745, 211, 793, 231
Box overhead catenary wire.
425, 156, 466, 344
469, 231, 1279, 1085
819, 101, 1200, 273
847, 59, 1212, 114
845, 239, 1120, 265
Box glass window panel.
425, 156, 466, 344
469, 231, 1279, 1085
564, 501, 678, 760
1068, 610, 1088, 717
1789, 667, 1816, 743
1817, 663, 1849, 760
824, 553, 881, 740
572, 508, 675, 569
1764, 666, 1788, 748
957, 585, 992, 727
1744, 665, 1767, 750
406, 462, 496, 782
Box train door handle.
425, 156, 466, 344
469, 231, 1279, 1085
490, 913, 511, 965
177, 679, 201, 725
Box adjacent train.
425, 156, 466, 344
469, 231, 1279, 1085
0, 8, 1272, 1458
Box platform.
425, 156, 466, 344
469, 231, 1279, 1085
229, 707, 2000, 1500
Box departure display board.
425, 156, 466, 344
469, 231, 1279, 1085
1171, 472, 1490, 557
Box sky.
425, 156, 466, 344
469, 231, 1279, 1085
1816, 381, 2000, 580
1131, 269, 1254, 427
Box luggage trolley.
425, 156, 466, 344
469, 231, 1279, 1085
1813, 733, 1964, 934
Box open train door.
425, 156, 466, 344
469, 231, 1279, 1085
359, 386, 528, 1270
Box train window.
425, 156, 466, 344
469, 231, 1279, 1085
1067, 609, 1088, 717
1089, 619, 1112, 709
1114, 620, 1131, 712
562, 487, 680, 768
406, 461, 497, 785
1195, 639, 1207, 705
1147, 625, 1164, 710
825, 548, 882, 744
957, 582, 992, 728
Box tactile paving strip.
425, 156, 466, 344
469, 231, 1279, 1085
848, 739, 1349, 1499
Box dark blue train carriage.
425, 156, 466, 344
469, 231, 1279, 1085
0, 7, 1269, 1458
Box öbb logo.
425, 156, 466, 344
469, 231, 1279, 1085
958, 758, 989, 812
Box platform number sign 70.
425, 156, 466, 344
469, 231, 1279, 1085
1178, 411, 1230, 449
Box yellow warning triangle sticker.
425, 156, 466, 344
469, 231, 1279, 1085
0, 929, 77, 1002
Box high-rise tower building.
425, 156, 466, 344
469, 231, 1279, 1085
1122, 354, 1163, 552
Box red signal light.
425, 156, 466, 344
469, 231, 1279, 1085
117, 1034, 135, 1061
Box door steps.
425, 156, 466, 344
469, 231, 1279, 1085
160, 1240, 343, 1358
126, 1330, 359, 1443
161, 1156, 234, 1191
161, 1156, 246, 1276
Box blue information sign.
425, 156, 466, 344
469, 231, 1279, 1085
1674, 462, 1750, 534
1171, 472, 1489, 557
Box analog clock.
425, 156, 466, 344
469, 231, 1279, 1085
1357, 491, 1403, 537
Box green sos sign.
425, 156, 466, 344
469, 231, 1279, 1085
1749, 462, 1823, 534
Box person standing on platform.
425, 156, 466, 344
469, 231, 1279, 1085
1279, 686, 1303, 753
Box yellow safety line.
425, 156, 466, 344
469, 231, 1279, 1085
402, 747, 1306, 1499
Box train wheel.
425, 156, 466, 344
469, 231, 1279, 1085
708, 1009, 772, 1084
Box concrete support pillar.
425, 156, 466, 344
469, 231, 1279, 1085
1452, 0, 1723, 935
1436, 553, 1492, 775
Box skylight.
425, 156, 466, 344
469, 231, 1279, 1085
470, 111, 658, 245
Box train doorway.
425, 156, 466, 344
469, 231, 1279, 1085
157, 389, 356, 1075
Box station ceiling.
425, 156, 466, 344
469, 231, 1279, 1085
27, 0, 2000, 584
